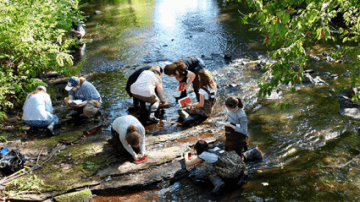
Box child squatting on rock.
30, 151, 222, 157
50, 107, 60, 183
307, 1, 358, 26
224, 96, 248, 156
184, 140, 245, 195
178, 69, 217, 125
111, 115, 147, 161
22, 86, 59, 136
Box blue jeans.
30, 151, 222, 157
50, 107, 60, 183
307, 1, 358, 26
25, 115, 59, 130
195, 57, 206, 71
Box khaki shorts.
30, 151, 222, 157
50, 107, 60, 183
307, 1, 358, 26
132, 94, 158, 104
64, 98, 101, 116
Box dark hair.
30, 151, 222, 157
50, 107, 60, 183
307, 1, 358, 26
194, 140, 209, 155
125, 125, 141, 147
197, 69, 216, 90
164, 60, 187, 80
225, 96, 243, 109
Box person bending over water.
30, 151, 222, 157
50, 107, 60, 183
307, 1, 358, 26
111, 115, 146, 161
64, 76, 102, 118
164, 56, 205, 101
224, 96, 248, 156
130, 65, 166, 123
178, 69, 217, 125
184, 140, 245, 195
23, 86, 59, 136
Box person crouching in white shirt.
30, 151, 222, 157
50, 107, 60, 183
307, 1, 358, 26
22, 86, 59, 136
130, 65, 167, 123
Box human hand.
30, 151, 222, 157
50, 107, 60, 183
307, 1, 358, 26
133, 154, 139, 161
96, 101, 101, 108
141, 153, 147, 158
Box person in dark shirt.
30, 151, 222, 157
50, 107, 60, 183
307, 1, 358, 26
164, 56, 206, 101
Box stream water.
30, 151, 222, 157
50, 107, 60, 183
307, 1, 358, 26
77, 0, 360, 201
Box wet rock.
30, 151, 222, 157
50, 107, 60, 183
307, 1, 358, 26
255, 63, 262, 70
54, 189, 92, 202
336, 60, 343, 63
322, 72, 331, 77
309, 55, 320, 62
304, 69, 314, 74
94, 10, 103, 15
328, 88, 335, 92
322, 52, 329, 57
329, 74, 338, 79
342, 70, 351, 77
243, 146, 263, 163
302, 73, 326, 85
338, 108, 360, 120
326, 56, 335, 62
335, 45, 340, 50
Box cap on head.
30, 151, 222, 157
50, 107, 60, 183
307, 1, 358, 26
36, 86, 47, 93
65, 76, 80, 91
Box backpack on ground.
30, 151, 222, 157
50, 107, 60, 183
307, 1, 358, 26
0, 149, 26, 175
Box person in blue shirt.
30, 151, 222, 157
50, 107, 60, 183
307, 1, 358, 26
64, 76, 102, 118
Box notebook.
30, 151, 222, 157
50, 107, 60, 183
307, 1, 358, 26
178, 96, 192, 107
178, 82, 186, 91
134, 157, 147, 164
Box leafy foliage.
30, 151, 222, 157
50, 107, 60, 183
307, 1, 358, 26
0, 0, 85, 111
237, 0, 360, 98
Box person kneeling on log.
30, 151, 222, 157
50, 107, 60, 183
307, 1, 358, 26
223, 96, 248, 157
178, 69, 217, 125
111, 115, 146, 161
64, 76, 102, 118
184, 140, 245, 195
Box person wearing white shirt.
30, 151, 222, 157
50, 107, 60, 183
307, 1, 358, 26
111, 115, 146, 161
178, 69, 217, 125
22, 86, 59, 136
130, 65, 166, 123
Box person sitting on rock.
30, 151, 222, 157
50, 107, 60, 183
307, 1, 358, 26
184, 140, 245, 195
130, 65, 166, 123
111, 115, 146, 161
224, 96, 248, 156
22, 86, 59, 136
164, 56, 205, 101
178, 69, 217, 125
64, 76, 102, 118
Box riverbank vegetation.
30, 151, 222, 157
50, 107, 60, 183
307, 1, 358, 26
0, 0, 86, 119
236, 0, 360, 101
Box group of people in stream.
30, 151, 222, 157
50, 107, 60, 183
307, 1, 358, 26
22, 56, 256, 195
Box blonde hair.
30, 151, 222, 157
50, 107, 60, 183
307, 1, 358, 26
28, 86, 46, 98
197, 69, 216, 90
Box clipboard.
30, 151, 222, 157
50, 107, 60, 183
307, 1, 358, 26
178, 96, 192, 107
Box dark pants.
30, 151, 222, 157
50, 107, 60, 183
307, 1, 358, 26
225, 126, 248, 156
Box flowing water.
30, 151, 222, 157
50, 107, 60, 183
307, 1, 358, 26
77, 0, 360, 201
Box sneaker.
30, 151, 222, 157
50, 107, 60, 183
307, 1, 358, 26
148, 113, 160, 123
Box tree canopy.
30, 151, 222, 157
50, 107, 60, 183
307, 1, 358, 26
237, 0, 360, 100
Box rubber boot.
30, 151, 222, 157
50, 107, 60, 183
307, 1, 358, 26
174, 90, 187, 101
133, 97, 140, 109
139, 101, 148, 121
209, 175, 225, 196
46, 124, 55, 137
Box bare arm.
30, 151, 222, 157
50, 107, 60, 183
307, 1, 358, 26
184, 71, 196, 90
156, 84, 166, 103
184, 153, 203, 167
188, 94, 204, 108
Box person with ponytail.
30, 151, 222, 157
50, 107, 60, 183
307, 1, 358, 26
64, 76, 102, 118
164, 56, 206, 101
178, 69, 217, 125
111, 115, 146, 160
23, 86, 59, 136
224, 96, 248, 156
